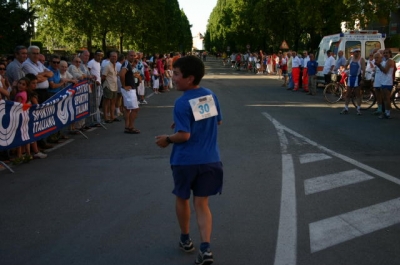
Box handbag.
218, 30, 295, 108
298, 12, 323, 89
121, 88, 136, 109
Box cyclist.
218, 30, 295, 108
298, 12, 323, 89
340, 48, 365, 115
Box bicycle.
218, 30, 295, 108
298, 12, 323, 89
323, 78, 345, 104
390, 81, 400, 110
323, 74, 376, 110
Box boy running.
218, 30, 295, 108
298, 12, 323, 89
155, 56, 223, 265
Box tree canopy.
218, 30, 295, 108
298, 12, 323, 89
30, 0, 193, 54
0, 0, 35, 54
205, 0, 399, 53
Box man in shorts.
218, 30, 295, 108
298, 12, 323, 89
155, 56, 223, 265
101, 51, 119, 123
120, 51, 140, 134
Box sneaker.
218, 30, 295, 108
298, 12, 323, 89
33, 152, 47, 159
379, 113, 391, 119
179, 239, 195, 253
373, 110, 382, 115
142, 100, 148, 104
340, 109, 348, 115
356, 109, 362, 115
195, 249, 214, 265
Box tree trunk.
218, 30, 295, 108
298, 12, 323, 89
102, 31, 107, 54
119, 33, 123, 54
87, 37, 92, 53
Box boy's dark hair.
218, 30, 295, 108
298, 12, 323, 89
173, 56, 204, 85
25, 73, 38, 81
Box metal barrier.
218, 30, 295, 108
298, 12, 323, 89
0, 80, 107, 173
73, 81, 107, 139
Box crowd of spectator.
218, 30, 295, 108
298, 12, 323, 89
0, 45, 184, 167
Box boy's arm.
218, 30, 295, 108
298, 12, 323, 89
155, 131, 190, 148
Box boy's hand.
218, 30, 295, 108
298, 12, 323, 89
155, 135, 169, 148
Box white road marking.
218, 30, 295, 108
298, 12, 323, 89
265, 111, 297, 265
274, 154, 297, 265
299, 153, 331, 164
304, 169, 374, 195
262, 112, 400, 186
309, 197, 400, 253
262, 112, 400, 264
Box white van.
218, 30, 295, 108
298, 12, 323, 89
315, 30, 386, 85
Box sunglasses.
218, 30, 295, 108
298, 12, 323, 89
0, 68, 5, 70
52, 61, 60, 64
74, 61, 82, 63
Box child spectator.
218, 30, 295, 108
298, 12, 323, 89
13, 77, 32, 163
152, 63, 160, 94
25, 73, 47, 159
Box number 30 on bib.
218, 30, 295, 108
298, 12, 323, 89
189, 95, 218, 121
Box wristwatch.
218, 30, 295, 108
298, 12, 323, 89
166, 136, 173, 144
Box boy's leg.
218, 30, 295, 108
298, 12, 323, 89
176, 196, 191, 235
193, 196, 212, 244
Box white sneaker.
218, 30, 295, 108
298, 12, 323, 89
142, 100, 148, 104
33, 152, 47, 159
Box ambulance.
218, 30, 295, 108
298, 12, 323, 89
315, 30, 386, 86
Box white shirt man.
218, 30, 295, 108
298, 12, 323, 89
323, 50, 336, 75
88, 50, 103, 85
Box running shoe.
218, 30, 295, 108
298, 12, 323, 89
340, 109, 348, 115
179, 239, 195, 253
195, 249, 214, 265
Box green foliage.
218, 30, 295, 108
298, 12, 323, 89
31, 0, 192, 54
0, 0, 35, 54
205, 0, 398, 53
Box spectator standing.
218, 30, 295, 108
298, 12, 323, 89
340, 48, 365, 115
286, 51, 294, 90
377, 49, 395, 119
291, 51, 301, 91
115, 53, 125, 115
101, 52, 119, 123
48, 54, 67, 96
60, 60, 77, 84
22, 45, 54, 104
120, 51, 140, 134
88, 50, 103, 87
136, 52, 148, 104
334, 50, 347, 72
0, 62, 10, 98
6, 45, 27, 89
302, 51, 310, 92
306, 53, 318, 95
322, 50, 336, 85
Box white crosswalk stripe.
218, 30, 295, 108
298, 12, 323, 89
299, 153, 331, 164
309, 197, 400, 253
304, 169, 374, 195
263, 112, 400, 264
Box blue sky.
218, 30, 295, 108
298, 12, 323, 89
178, 0, 218, 36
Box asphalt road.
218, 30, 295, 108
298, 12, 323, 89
1, 58, 400, 265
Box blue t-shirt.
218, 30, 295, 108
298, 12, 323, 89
48, 66, 62, 93
171, 87, 222, 166
307, 60, 318, 76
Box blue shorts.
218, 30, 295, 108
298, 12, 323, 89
382, 85, 392, 90
171, 162, 223, 199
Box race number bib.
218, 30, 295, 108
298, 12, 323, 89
189, 95, 218, 121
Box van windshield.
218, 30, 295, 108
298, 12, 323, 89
345, 41, 361, 59
366, 41, 381, 57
